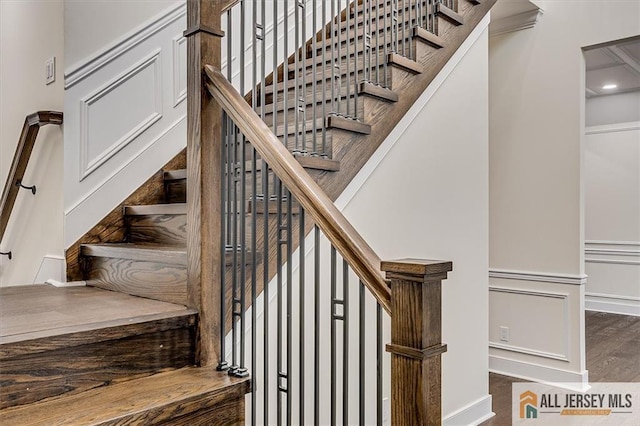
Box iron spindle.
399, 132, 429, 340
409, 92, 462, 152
359, 281, 365, 426
299, 208, 306, 425
342, 259, 349, 426
330, 246, 337, 426
286, 189, 294, 426
376, 303, 383, 426
314, 226, 320, 426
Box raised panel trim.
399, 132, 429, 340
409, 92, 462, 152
585, 121, 640, 135
489, 286, 570, 361
172, 35, 187, 107
79, 50, 163, 181
489, 269, 587, 285
585, 292, 640, 316
65, 3, 185, 89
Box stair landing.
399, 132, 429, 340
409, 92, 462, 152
0, 284, 197, 410
0, 284, 191, 344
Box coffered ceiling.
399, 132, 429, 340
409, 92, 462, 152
585, 37, 640, 98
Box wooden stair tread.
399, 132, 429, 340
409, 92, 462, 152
81, 243, 187, 265
327, 115, 371, 134
295, 155, 341, 171
125, 203, 187, 216
0, 366, 251, 426
436, 3, 464, 25
413, 26, 445, 49
0, 284, 193, 348
387, 52, 423, 74
163, 169, 186, 181
359, 81, 398, 102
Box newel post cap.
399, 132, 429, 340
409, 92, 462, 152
381, 258, 453, 282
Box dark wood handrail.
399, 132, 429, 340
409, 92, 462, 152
0, 111, 63, 245
204, 66, 391, 313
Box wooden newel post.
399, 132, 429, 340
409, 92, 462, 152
185, 0, 225, 367
380, 259, 453, 426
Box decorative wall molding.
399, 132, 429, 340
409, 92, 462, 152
443, 395, 494, 426
585, 121, 640, 135
489, 8, 543, 38
172, 35, 187, 107
489, 355, 589, 392
79, 50, 163, 181
489, 286, 570, 361
65, 2, 186, 88
585, 292, 640, 317
489, 269, 587, 285
489, 342, 569, 362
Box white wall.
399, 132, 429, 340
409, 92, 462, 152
586, 91, 640, 127
340, 21, 491, 424
584, 122, 640, 316
0, 1, 65, 286
63, 3, 188, 247
489, 0, 640, 387
234, 17, 492, 425
64, 0, 182, 69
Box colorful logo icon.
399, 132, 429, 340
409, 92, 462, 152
520, 391, 538, 419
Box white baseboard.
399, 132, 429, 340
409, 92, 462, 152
34, 255, 65, 284
489, 355, 589, 392
585, 293, 640, 316
444, 395, 494, 426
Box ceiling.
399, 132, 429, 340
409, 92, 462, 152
585, 38, 640, 98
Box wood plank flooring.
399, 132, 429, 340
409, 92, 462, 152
481, 311, 640, 425
0, 284, 188, 341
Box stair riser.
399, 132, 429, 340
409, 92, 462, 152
85, 257, 188, 305
127, 214, 187, 246
165, 179, 186, 203
0, 326, 195, 410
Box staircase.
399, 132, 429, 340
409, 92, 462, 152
0, 0, 495, 424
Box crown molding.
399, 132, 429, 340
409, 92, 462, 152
490, 8, 543, 37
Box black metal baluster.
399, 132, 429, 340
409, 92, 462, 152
299, 207, 306, 425
359, 280, 365, 426
376, 302, 383, 426
286, 189, 293, 426
342, 259, 349, 426
314, 226, 320, 426
330, 246, 337, 426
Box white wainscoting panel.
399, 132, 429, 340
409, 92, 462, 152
488, 271, 587, 388
80, 50, 163, 180
64, 4, 187, 247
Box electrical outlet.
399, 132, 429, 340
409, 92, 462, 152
45, 57, 56, 85
499, 326, 509, 342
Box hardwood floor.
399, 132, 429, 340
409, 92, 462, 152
480, 311, 640, 425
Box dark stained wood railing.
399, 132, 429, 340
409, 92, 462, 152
0, 111, 63, 250
204, 66, 392, 313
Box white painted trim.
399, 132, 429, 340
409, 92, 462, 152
585, 240, 640, 246
585, 121, 640, 135
489, 9, 543, 38
79, 50, 163, 181
585, 258, 640, 266
65, 2, 186, 88
172, 35, 187, 107
489, 342, 569, 362
585, 248, 640, 256
46, 280, 87, 288
489, 286, 570, 361
489, 355, 589, 392
585, 292, 640, 316
335, 13, 491, 210
489, 269, 588, 285
443, 395, 494, 426
34, 255, 65, 284
65, 115, 185, 218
